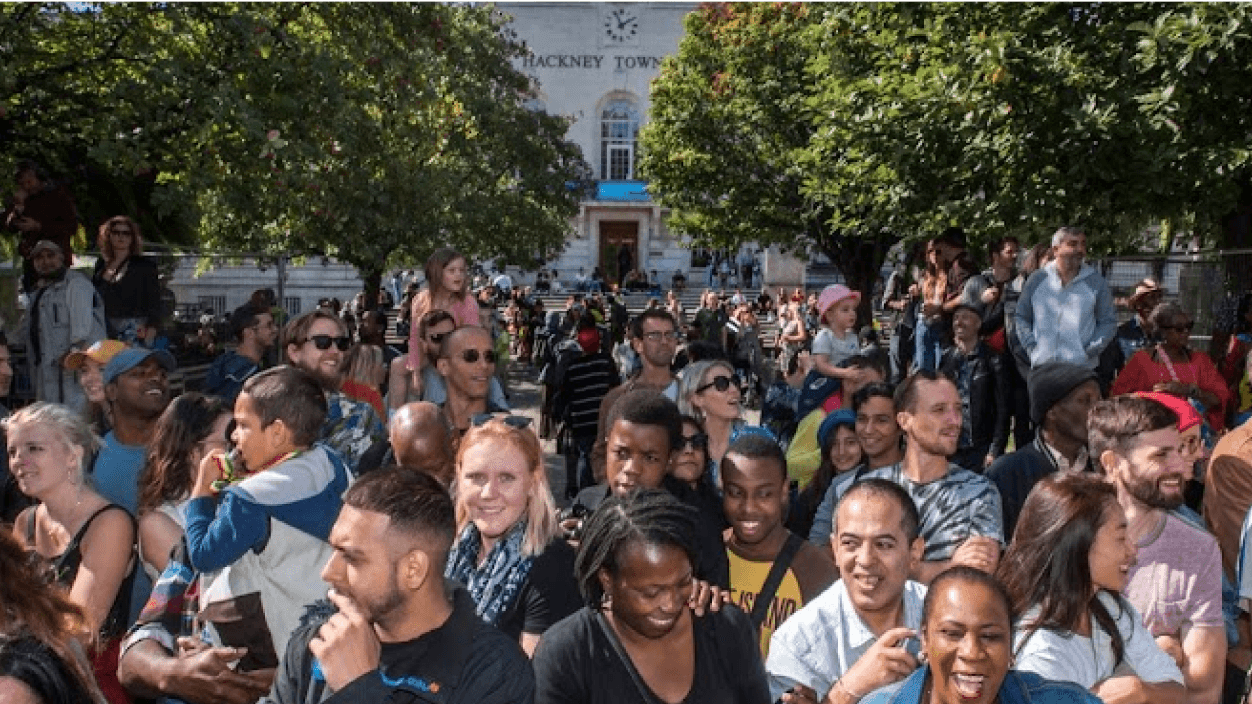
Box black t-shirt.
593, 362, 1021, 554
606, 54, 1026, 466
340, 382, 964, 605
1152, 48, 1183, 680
496, 538, 583, 641
533, 605, 770, 704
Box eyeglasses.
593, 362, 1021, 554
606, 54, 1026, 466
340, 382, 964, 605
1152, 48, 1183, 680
679, 433, 708, 451
696, 375, 735, 394
306, 335, 351, 351
470, 413, 533, 429
427, 332, 449, 345
456, 349, 498, 364
641, 330, 679, 342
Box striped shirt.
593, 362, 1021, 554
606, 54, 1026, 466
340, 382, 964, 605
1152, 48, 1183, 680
560, 353, 618, 437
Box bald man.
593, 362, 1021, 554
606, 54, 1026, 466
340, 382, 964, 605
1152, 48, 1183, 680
391, 402, 455, 486
355, 402, 455, 485
437, 326, 509, 439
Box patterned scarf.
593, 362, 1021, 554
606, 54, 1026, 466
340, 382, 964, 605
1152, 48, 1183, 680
445, 521, 534, 626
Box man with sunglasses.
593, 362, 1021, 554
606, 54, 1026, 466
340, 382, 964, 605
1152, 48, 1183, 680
398, 309, 508, 413
436, 326, 509, 438
284, 310, 385, 474
205, 303, 277, 404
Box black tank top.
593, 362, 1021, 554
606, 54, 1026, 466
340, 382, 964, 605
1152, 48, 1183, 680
26, 504, 137, 640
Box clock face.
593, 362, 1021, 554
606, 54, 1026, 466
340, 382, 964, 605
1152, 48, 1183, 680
603, 7, 639, 43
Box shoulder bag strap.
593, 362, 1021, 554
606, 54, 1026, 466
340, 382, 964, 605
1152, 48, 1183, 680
594, 610, 660, 704
750, 533, 805, 629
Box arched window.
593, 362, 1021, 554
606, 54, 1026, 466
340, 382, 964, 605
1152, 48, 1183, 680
600, 99, 639, 181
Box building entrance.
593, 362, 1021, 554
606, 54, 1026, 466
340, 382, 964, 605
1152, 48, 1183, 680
599, 221, 639, 287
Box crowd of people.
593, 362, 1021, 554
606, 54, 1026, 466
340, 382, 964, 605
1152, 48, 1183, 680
5, 165, 1252, 704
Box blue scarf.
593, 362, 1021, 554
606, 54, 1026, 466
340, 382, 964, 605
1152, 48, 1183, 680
445, 521, 534, 626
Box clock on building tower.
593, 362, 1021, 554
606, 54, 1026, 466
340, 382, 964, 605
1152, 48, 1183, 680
602, 6, 639, 45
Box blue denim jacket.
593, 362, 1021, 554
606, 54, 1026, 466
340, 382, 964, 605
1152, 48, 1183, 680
863, 666, 1101, 704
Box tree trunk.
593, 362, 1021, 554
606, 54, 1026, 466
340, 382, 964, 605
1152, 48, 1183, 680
361, 266, 383, 310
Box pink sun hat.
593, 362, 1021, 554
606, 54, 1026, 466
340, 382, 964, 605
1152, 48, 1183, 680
817, 284, 861, 318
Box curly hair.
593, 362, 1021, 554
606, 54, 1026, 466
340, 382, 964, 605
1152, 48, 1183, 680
97, 216, 143, 261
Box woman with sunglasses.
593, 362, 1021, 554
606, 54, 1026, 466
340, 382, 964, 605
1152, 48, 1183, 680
8, 403, 136, 704
134, 393, 232, 579
669, 414, 725, 525
92, 216, 161, 346
533, 489, 770, 703
1111, 302, 1229, 430
678, 360, 743, 487
404, 247, 480, 398
998, 473, 1185, 699
446, 416, 581, 657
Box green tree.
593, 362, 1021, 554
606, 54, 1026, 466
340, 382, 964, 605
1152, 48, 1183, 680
644, 2, 1252, 313
2, 3, 590, 298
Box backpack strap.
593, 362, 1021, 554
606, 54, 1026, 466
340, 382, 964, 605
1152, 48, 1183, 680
750, 533, 805, 629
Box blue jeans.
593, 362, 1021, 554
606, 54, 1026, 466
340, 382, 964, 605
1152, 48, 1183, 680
913, 317, 945, 373
564, 434, 596, 497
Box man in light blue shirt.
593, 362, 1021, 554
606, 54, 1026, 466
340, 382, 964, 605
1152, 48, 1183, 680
767, 479, 927, 703
1015, 227, 1118, 370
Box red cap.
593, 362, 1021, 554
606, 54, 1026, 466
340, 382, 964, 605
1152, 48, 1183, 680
1133, 391, 1202, 431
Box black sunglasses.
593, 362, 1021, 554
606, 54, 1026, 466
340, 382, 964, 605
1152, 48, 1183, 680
307, 335, 351, 351
1166, 322, 1194, 332
110, 228, 133, 235
680, 433, 708, 450
427, 332, 449, 345
470, 413, 533, 429
696, 375, 735, 394
457, 349, 498, 364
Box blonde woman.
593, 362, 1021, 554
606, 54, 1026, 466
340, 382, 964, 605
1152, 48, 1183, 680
9, 403, 136, 704
445, 416, 581, 656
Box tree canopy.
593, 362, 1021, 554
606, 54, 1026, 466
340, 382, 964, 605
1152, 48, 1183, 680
641, 3, 1252, 308
2, 3, 591, 289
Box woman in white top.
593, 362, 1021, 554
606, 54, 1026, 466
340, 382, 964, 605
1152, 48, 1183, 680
135, 393, 233, 578
998, 473, 1185, 701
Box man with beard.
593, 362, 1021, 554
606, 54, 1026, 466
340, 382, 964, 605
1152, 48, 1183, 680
1090, 394, 1225, 704
284, 310, 385, 473
205, 303, 278, 404
850, 370, 1003, 583
435, 326, 509, 440
261, 467, 533, 704
94, 347, 174, 623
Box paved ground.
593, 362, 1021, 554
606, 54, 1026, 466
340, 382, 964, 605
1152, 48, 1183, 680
500, 359, 573, 506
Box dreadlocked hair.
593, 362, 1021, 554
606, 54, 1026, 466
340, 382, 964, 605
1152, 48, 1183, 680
575, 489, 699, 606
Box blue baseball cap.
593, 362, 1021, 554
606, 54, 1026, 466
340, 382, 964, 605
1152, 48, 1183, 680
103, 347, 176, 385
817, 408, 857, 450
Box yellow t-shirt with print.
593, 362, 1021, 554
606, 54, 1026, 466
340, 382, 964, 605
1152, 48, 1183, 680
726, 549, 806, 659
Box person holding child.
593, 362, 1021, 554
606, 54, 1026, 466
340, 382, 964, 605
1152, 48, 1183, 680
184, 366, 351, 661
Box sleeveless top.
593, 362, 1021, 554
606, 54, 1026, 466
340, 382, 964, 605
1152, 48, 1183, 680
26, 504, 137, 641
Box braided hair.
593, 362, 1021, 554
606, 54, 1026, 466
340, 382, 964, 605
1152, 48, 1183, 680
575, 490, 699, 606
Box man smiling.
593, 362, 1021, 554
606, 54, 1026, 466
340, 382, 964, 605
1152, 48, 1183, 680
855, 371, 1004, 583
722, 435, 836, 659
1091, 394, 1225, 704
284, 310, 384, 473
767, 479, 927, 704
